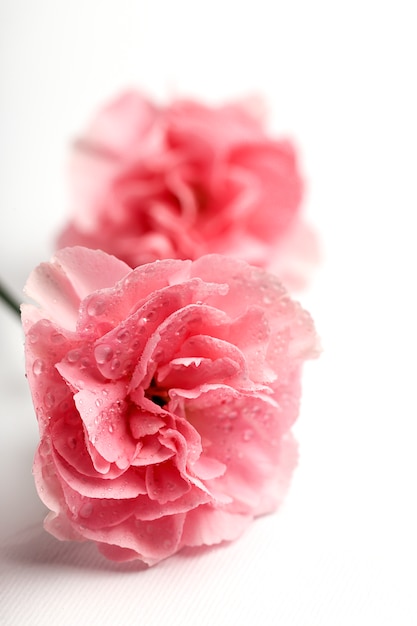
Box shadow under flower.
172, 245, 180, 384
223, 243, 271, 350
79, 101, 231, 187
0, 521, 241, 573
0, 524, 148, 573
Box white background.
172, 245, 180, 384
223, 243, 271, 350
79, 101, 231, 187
1, 1, 416, 624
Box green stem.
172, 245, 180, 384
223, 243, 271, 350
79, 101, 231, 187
0, 280, 21, 317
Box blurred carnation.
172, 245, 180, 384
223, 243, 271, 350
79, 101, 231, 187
57, 91, 317, 290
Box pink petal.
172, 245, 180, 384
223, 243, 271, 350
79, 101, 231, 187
181, 506, 251, 547
129, 408, 165, 438
145, 460, 190, 503
53, 450, 147, 499
157, 355, 241, 390
54, 247, 131, 298
89, 514, 186, 565
191, 455, 227, 480
74, 387, 137, 469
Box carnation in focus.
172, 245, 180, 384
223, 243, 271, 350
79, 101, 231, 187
22, 247, 319, 565
57, 91, 318, 290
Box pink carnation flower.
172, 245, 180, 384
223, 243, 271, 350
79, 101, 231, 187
22, 247, 318, 565
57, 91, 317, 290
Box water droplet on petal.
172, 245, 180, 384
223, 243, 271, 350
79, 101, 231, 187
79, 502, 93, 518
110, 358, 121, 372
51, 332, 65, 344
117, 329, 130, 343
28, 329, 39, 344
67, 349, 80, 363
44, 391, 55, 409
242, 429, 254, 441
87, 297, 106, 317
108, 423, 114, 433
32, 359, 45, 376
95, 398, 102, 408
94, 344, 113, 364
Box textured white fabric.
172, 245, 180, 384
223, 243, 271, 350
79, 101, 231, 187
1, 1, 417, 624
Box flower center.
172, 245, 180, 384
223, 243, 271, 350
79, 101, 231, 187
145, 376, 169, 408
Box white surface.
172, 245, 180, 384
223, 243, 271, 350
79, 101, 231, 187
1, 1, 417, 624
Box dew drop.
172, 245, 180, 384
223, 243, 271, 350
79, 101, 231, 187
108, 423, 114, 433
242, 429, 254, 441
28, 329, 39, 344
110, 358, 121, 372
87, 297, 106, 317
51, 332, 65, 344
117, 329, 130, 343
94, 344, 113, 364
44, 391, 55, 409
95, 398, 102, 408
79, 502, 93, 519
67, 349, 80, 363
32, 359, 45, 376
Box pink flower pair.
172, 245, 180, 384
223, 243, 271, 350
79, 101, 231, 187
22, 91, 319, 565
